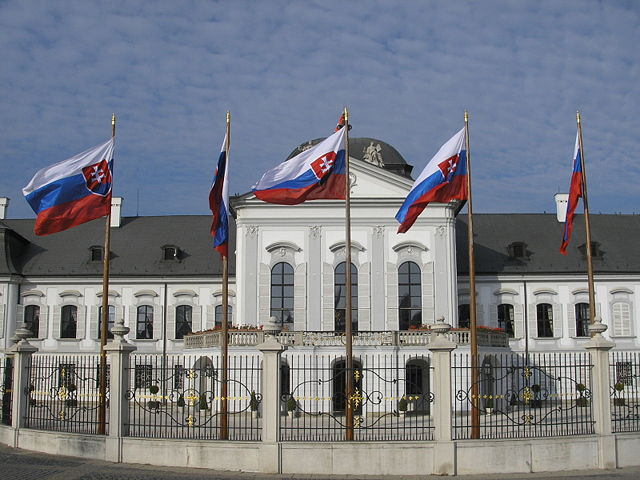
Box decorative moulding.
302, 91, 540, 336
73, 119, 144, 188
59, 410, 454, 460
213, 290, 236, 298
610, 287, 633, 295
173, 289, 198, 298
329, 241, 365, 253
265, 241, 302, 253
532, 288, 557, 296
96, 290, 120, 298
571, 288, 590, 296
493, 288, 519, 296
134, 289, 159, 298
21, 289, 45, 298
59, 290, 82, 298
392, 241, 428, 254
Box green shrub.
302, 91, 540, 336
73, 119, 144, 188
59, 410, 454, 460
249, 391, 260, 411
286, 396, 297, 412
149, 385, 160, 394
398, 397, 408, 412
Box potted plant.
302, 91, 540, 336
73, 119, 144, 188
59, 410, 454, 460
485, 397, 494, 415
286, 396, 297, 417
576, 383, 589, 407
249, 391, 260, 418
613, 382, 626, 406
398, 397, 408, 416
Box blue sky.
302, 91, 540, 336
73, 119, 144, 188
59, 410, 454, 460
1, 0, 639, 219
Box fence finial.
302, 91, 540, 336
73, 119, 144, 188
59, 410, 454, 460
110, 316, 130, 344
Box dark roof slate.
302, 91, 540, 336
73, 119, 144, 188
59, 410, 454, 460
0, 215, 235, 277
456, 214, 640, 275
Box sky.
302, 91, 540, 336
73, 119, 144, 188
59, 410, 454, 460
1, 0, 639, 220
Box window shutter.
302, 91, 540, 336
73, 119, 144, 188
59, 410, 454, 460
53, 306, 62, 340
476, 304, 484, 326
568, 304, 576, 338
16, 304, 25, 334
386, 262, 399, 330
153, 306, 162, 340
258, 263, 270, 325
422, 262, 435, 324
358, 262, 371, 331
90, 306, 99, 340
39, 305, 49, 339
529, 304, 537, 338
167, 306, 176, 340
294, 263, 307, 331
612, 302, 632, 337
489, 304, 498, 329
192, 305, 202, 333
76, 305, 86, 340
128, 306, 137, 334
0, 304, 5, 338
552, 303, 563, 338
322, 262, 334, 331
514, 304, 524, 339
596, 303, 602, 319
205, 305, 214, 331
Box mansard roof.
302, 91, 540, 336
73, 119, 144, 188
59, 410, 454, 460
455, 213, 640, 275
0, 216, 235, 277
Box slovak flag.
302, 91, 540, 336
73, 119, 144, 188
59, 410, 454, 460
23, 138, 115, 236
252, 126, 346, 204
209, 134, 230, 258
396, 127, 467, 233
560, 131, 583, 255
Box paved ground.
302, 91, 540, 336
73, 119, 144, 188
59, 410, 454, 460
1, 443, 640, 480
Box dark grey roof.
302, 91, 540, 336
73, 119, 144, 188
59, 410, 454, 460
456, 214, 640, 275
287, 137, 413, 178
0, 216, 235, 277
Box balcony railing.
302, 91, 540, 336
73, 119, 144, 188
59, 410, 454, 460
184, 328, 509, 349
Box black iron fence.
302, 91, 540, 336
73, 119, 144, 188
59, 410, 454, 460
125, 354, 261, 440
1, 356, 13, 426
24, 354, 108, 434
610, 351, 640, 433
453, 352, 594, 439
280, 352, 434, 441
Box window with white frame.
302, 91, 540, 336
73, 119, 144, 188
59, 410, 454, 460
498, 304, 515, 337
611, 301, 633, 337
536, 303, 554, 338
98, 305, 115, 340
398, 261, 421, 330
335, 262, 358, 333
215, 305, 233, 328
136, 305, 154, 339
175, 305, 192, 339
575, 303, 590, 337
270, 262, 294, 328
24, 305, 40, 338
60, 305, 77, 339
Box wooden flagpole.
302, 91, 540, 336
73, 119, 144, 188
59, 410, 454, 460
576, 111, 597, 327
98, 113, 116, 435
220, 111, 231, 439
343, 107, 354, 441
464, 111, 480, 439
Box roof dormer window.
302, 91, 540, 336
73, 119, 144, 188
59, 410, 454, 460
162, 245, 180, 261
578, 241, 601, 259
507, 242, 528, 259
89, 246, 103, 262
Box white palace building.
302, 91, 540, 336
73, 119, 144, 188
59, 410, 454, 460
0, 136, 638, 356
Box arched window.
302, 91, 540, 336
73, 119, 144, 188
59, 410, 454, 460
136, 305, 154, 339
175, 305, 192, 339
575, 303, 590, 337
24, 305, 40, 338
334, 262, 358, 333
61, 305, 78, 339
98, 305, 115, 340
536, 303, 554, 337
398, 261, 421, 330
270, 262, 294, 328
458, 304, 470, 329
215, 305, 233, 328
497, 304, 514, 337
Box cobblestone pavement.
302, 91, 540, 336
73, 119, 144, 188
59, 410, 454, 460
1, 444, 640, 480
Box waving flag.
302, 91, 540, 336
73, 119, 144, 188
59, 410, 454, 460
560, 131, 583, 255
210, 134, 230, 258
396, 127, 467, 233
23, 138, 114, 236
252, 126, 346, 204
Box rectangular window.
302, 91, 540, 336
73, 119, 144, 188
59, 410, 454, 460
497, 304, 515, 337
536, 304, 554, 338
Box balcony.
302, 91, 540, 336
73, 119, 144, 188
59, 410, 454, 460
184, 328, 510, 349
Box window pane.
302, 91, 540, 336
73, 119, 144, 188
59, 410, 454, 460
137, 305, 153, 340
61, 305, 77, 339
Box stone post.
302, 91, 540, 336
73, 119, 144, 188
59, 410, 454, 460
104, 317, 137, 463
583, 316, 616, 469
9, 323, 38, 446
257, 317, 286, 473
428, 316, 457, 476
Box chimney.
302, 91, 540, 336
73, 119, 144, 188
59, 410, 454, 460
110, 197, 123, 227
0, 197, 9, 220
555, 193, 568, 222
